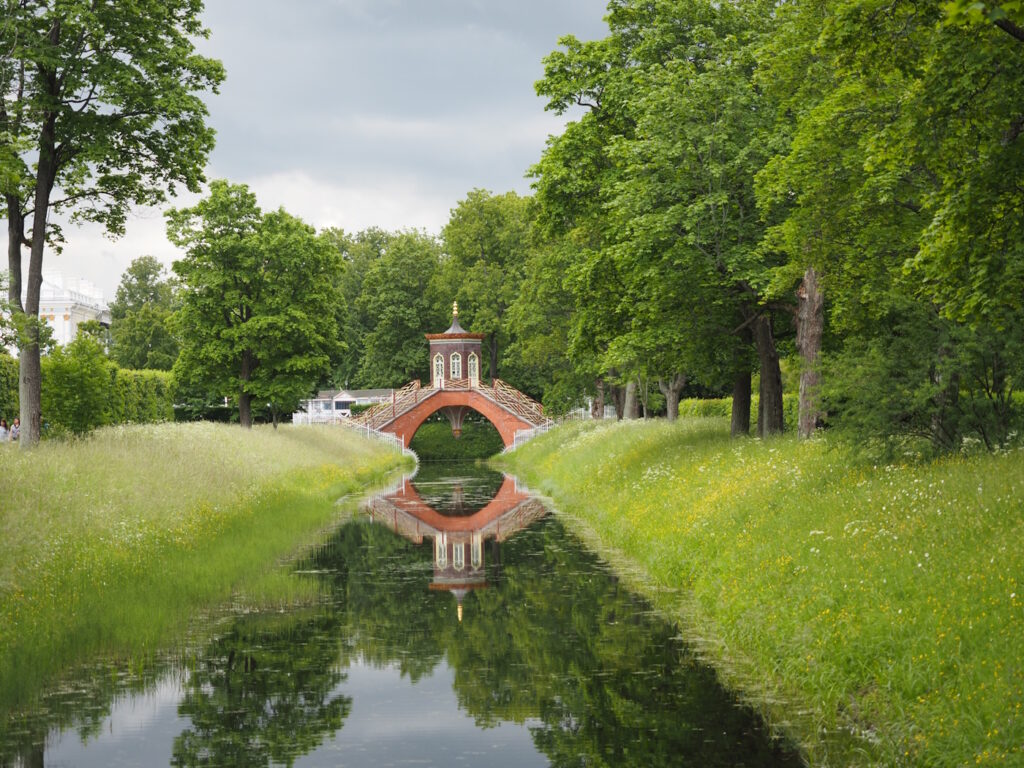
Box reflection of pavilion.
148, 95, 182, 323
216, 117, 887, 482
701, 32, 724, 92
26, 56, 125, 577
366, 475, 546, 619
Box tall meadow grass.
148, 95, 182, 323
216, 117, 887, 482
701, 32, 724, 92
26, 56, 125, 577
499, 418, 1023, 767
0, 422, 410, 708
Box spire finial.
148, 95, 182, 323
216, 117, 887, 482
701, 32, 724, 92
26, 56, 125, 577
452, 300, 459, 318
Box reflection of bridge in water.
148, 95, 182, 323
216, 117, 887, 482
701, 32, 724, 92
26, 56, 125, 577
365, 474, 547, 619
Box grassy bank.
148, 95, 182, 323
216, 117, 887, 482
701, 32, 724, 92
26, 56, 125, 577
497, 418, 1023, 767
0, 422, 411, 708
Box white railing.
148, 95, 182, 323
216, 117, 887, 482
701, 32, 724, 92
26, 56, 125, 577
291, 410, 351, 425
509, 423, 554, 451
337, 417, 417, 460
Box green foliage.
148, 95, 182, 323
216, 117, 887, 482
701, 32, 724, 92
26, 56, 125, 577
408, 417, 505, 460
169, 181, 344, 425
677, 398, 732, 420
111, 304, 179, 370
107, 368, 175, 426
751, 0, 1024, 449
325, 227, 392, 388
354, 230, 443, 387
437, 189, 533, 380
676, 394, 797, 431
37, 334, 174, 437
40, 335, 113, 437
109, 256, 175, 320
0, 353, 18, 421
822, 308, 1023, 457
109, 256, 179, 371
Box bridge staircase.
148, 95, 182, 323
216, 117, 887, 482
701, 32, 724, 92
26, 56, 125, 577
352, 378, 552, 436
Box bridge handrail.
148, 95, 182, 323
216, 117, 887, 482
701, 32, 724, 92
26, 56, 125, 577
351, 377, 550, 434
489, 379, 550, 427
353, 380, 430, 430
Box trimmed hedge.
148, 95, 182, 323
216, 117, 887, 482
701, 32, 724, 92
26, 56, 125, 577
678, 394, 798, 432
34, 335, 176, 437
108, 367, 175, 425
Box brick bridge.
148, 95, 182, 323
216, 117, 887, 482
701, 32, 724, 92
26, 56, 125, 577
352, 303, 551, 448
352, 378, 550, 448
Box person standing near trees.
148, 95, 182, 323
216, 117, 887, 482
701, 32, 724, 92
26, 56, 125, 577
0, 419, 8, 442
9, 418, 19, 442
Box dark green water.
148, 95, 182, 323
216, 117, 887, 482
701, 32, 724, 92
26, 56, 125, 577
0, 462, 801, 767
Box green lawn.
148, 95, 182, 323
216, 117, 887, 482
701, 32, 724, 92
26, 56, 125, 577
498, 418, 1023, 767
0, 422, 410, 708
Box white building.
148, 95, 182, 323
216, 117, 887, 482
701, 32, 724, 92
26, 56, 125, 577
37, 272, 111, 346
292, 388, 394, 424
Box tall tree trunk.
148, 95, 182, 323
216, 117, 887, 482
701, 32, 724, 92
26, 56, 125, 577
755, 314, 784, 436
930, 343, 960, 451
658, 373, 687, 422
731, 366, 751, 437
608, 370, 625, 420
18, 110, 59, 447
7, 202, 34, 448
796, 266, 824, 438
591, 377, 605, 419
239, 349, 255, 428
623, 380, 639, 419
488, 337, 498, 381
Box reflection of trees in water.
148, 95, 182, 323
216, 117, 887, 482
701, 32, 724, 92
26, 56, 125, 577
304, 516, 800, 767
441, 519, 800, 767
2, 505, 798, 768
171, 611, 352, 768
406, 461, 507, 517
0, 660, 169, 768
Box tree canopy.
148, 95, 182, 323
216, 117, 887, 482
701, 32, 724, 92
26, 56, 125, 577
168, 181, 343, 428
1, 0, 224, 444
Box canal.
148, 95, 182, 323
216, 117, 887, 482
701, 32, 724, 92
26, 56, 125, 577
0, 462, 801, 767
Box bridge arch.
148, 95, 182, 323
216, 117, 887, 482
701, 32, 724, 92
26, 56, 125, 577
384, 389, 535, 448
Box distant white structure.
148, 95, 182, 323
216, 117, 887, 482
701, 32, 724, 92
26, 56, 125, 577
292, 388, 394, 424
37, 272, 111, 346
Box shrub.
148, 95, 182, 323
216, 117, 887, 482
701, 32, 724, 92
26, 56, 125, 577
39, 337, 175, 437
0, 353, 17, 422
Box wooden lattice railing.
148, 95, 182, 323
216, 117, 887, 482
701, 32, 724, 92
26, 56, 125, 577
352, 378, 550, 431
354, 380, 434, 430
489, 379, 550, 427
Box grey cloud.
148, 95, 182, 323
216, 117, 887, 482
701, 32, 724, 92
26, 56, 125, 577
199, 0, 608, 185
59, 0, 610, 298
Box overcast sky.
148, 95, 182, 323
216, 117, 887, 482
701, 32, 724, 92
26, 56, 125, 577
49, 0, 610, 301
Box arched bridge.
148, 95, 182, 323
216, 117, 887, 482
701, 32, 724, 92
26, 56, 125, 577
353, 379, 551, 448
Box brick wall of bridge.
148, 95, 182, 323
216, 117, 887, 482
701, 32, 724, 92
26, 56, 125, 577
383, 389, 532, 448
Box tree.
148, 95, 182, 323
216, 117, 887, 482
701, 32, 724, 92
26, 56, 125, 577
354, 230, 444, 387
109, 256, 174, 320
109, 256, 179, 370
1, 0, 224, 446
531, 0, 785, 433
437, 190, 533, 380
505, 238, 592, 413
754, 0, 1024, 449
324, 226, 392, 388
529, 29, 638, 418
169, 181, 343, 428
